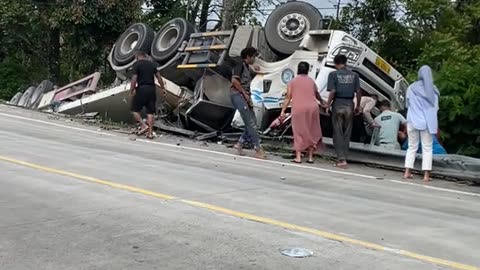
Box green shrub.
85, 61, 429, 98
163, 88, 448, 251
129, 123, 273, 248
415, 34, 480, 157
0, 58, 31, 100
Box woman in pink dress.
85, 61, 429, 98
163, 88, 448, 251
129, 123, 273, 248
281, 62, 326, 163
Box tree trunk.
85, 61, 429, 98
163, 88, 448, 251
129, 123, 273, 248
49, 28, 61, 84
222, 0, 236, 30
190, 0, 202, 24
199, 0, 212, 31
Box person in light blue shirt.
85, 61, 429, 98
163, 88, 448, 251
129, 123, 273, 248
403, 65, 440, 182
399, 131, 447, 155
374, 100, 407, 149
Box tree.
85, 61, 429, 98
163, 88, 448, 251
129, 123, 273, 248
49, 0, 141, 83
411, 1, 480, 157
143, 0, 186, 29
339, 0, 416, 73
0, 0, 50, 97
221, 0, 277, 30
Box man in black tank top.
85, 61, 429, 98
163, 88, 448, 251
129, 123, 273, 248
130, 51, 165, 139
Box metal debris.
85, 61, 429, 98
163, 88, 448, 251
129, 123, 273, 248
79, 112, 99, 119
154, 120, 196, 138
195, 131, 219, 141
279, 247, 313, 258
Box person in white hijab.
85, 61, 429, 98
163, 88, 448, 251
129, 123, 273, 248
403, 65, 440, 182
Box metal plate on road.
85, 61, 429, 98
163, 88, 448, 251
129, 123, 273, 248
280, 247, 314, 258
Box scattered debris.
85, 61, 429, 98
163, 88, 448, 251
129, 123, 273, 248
195, 131, 219, 141
79, 112, 99, 119
154, 120, 196, 138
279, 247, 313, 258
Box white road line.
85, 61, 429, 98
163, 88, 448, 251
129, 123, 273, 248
137, 138, 377, 179
1, 110, 479, 198
0, 112, 115, 137
389, 179, 480, 197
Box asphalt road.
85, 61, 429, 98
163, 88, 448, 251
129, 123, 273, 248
1, 105, 479, 270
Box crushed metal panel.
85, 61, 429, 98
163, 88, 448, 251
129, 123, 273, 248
54, 72, 101, 103
251, 26, 277, 63
229, 26, 253, 58
57, 83, 132, 122
198, 72, 232, 107
187, 100, 235, 132
154, 120, 197, 137
37, 90, 56, 110
57, 78, 190, 124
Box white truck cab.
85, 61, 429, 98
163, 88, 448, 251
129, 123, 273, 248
232, 30, 407, 131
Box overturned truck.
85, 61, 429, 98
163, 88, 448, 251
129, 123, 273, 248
8, 1, 480, 181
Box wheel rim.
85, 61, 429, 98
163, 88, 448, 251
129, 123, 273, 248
120, 32, 139, 55
277, 13, 310, 42
156, 25, 180, 52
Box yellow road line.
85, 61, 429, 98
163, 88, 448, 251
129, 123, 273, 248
0, 156, 176, 201
0, 155, 478, 270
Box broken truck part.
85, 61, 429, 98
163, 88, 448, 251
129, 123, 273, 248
11, 1, 479, 182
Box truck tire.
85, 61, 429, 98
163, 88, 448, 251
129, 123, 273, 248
265, 1, 323, 56
9, 92, 23, 105
18, 86, 36, 107
151, 18, 195, 64
30, 80, 53, 109
113, 23, 155, 66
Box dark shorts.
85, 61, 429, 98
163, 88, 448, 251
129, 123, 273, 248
132, 86, 156, 114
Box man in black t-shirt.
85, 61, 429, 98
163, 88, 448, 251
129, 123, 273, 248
130, 51, 165, 139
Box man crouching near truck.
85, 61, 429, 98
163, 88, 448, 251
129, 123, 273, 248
231, 47, 266, 159
130, 51, 166, 139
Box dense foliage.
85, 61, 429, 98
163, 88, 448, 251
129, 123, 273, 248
341, 0, 480, 157
0, 0, 141, 95
0, 0, 478, 156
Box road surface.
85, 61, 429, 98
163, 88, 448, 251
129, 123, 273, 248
0, 105, 479, 270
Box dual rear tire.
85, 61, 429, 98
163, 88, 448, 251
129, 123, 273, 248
111, 18, 195, 70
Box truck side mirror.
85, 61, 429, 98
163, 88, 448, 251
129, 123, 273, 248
263, 79, 272, 93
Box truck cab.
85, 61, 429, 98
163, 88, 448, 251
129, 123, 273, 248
232, 30, 408, 140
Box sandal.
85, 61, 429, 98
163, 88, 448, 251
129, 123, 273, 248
137, 126, 149, 136
306, 160, 314, 164
233, 143, 245, 156
333, 163, 348, 169
291, 159, 302, 164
